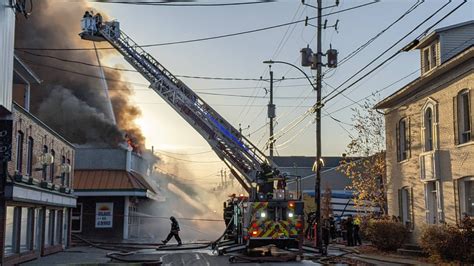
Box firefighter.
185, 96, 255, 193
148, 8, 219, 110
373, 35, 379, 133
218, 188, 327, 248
83, 11, 92, 18
94, 13, 103, 29
162, 216, 182, 246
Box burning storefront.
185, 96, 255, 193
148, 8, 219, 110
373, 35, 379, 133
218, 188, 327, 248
72, 146, 163, 241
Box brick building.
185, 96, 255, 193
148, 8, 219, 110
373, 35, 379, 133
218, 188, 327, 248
0, 54, 77, 265
374, 21, 474, 241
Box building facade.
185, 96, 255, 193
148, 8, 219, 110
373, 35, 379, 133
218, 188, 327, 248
375, 21, 474, 240
0, 56, 76, 265
73, 147, 162, 241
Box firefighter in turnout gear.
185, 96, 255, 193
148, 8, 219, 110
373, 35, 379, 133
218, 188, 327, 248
162, 216, 182, 246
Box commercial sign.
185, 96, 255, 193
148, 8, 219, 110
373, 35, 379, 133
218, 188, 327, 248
95, 202, 113, 228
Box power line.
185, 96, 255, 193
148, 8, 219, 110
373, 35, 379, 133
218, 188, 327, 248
18, 58, 314, 99
88, 0, 275, 7
332, 0, 424, 69
15, 1, 379, 51
322, 0, 456, 104
17, 50, 312, 81
154, 151, 223, 163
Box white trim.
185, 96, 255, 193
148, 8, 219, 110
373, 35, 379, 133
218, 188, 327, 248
74, 190, 148, 197
5, 185, 76, 207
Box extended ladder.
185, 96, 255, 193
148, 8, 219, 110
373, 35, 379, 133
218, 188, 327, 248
80, 19, 273, 192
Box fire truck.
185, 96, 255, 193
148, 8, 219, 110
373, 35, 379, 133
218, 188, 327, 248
79, 14, 305, 253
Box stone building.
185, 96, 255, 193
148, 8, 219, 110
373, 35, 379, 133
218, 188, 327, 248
374, 21, 474, 240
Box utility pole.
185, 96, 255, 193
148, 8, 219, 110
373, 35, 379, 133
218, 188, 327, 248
268, 66, 275, 160
300, 0, 339, 254
315, 0, 323, 253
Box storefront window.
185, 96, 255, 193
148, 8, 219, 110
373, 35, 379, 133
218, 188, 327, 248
55, 210, 63, 245
44, 209, 50, 247
20, 208, 29, 252
4, 206, 15, 255
34, 209, 41, 250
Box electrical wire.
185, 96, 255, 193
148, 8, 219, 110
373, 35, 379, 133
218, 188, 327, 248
322, 0, 457, 104
17, 49, 313, 81
88, 0, 275, 7
15, 1, 379, 51
328, 0, 424, 70
154, 151, 223, 163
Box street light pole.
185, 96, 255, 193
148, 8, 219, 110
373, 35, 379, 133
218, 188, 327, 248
269, 66, 275, 160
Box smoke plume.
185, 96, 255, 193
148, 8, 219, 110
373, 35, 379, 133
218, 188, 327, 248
14, 0, 145, 148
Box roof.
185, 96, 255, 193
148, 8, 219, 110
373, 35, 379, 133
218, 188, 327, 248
374, 45, 474, 109
74, 170, 155, 194
13, 54, 41, 85
414, 20, 474, 49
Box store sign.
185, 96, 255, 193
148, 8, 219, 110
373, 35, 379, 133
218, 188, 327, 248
95, 202, 113, 228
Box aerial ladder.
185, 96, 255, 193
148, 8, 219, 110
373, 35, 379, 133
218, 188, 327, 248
80, 15, 305, 254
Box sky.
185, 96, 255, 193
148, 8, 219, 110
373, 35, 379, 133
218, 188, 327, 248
88, 0, 473, 181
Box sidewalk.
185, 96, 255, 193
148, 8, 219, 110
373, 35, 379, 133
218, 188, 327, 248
331, 244, 433, 266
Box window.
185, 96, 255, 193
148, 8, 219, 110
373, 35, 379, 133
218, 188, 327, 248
20, 208, 29, 252
71, 203, 83, 233
397, 118, 410, 161
66, 159, 71, 187
456, 90, 471, 144
50, 149, 55, 181
459, 177, 474, 216
4, 206, 15, 255
44, 209, 51, 247
422, 42, 438, 73
34, 208, 41, 250
423, 49, 430, 73
43, 145, 49, 180
16, 131, 24, 174
26, 137, 33, 176
61, 156, 66, 186
424, 108, 434, 151
398, 187, 414, 229
55, 210, 63, 245
430, 43, 437, 69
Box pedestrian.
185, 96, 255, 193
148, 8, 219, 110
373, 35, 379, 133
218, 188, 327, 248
162, 216, 182, 246
353, 216, 362, 246
346, 215, 354, 246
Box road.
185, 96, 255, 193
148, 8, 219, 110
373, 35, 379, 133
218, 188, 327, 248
21, 246, 322, 265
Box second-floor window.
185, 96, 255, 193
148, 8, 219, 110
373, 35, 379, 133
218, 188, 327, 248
456, 90, 471, 144
26, 137, 34, 176
397, 118, 410, 161
50, 150, 55, 181
16, 131, 24, 174
424, 108, 433, 151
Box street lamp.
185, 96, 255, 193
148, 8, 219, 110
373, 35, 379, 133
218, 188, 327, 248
263, 60, 316, 91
